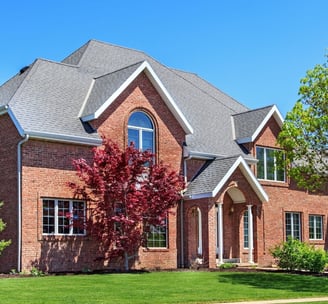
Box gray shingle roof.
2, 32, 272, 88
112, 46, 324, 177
184, 156, 240, 198
232, 106, 274, 141
81, 61, 145, 118
183, 155, 269, 202
0, 39, 270, 156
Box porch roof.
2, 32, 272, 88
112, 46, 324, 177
183, 155, 269, 203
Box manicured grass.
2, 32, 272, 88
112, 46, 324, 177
0, 271, 328, 303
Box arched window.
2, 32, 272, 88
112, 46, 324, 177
128, 111, 154, 153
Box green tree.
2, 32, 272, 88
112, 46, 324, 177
0, 201, 11, 256
277, 60, 328, 192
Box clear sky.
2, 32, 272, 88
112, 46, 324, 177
0, 0, 327, 117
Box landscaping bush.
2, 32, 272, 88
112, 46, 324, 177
270, 237, 328, 273
0, 201, 11, 256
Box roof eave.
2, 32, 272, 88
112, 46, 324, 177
27, 131, 102, 146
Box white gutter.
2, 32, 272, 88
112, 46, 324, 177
17, 134, 29, 272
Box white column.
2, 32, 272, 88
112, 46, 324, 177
218, 202, 224, 264
247, 204, 254, 264
197, 208, 202, 255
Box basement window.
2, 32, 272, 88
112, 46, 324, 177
42, 199, 86, 235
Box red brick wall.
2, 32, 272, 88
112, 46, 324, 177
0, 114, 21, 272
253, 116, 328, 266
17, 73, 185, 272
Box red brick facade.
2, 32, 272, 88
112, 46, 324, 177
1, 71, 327, 273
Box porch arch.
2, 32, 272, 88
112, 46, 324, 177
216, 182, 254, 264
186, 205, 203, 267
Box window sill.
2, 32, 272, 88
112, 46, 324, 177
142, 247, 169, 252
40, 234, 87, 242
308, 239, 325, 244
259, 180, 289, 187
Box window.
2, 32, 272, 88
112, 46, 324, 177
128, 111, 154, 153
146, 220, 167, 248
285, 212, 301, 240
243, 211, 249, 249
43, 199, 86, 235
256, 147, 285, 182
309, 215, 323, 240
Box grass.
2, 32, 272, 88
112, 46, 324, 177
0, 271, 328, 303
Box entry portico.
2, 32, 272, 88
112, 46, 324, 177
183, 156, 268, 268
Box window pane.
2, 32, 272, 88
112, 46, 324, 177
146, 221, 167, 248
275, 150, 285, 181
256, 147, 265, 179
309, 216, 315, 239
309, 215, 323, 240
58, 200, 70, 234
142, 131, 153, 152
292, 213, 301, 240
243, 211, 249, 249
285, 212, 301, 240
72, 201, 85, 235
285, 213, 292, 239
128, 112, 153, 129
128, 129, 139, 149
266, 149, 275, 180
43, 200, 55, 234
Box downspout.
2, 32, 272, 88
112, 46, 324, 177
181, 143, 192, 268
17, 134, 29, 272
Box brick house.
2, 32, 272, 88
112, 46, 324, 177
0, 40, 327, 273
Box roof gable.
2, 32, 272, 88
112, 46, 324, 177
80, 60, 193, 135
232, 105, 284, 144
184, 155, 268, 202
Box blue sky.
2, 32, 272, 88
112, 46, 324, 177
0, 0, 327, 117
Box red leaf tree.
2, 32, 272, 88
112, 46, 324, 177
68, 138, 184, 270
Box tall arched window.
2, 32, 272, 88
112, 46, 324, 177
128, 111, 154, 153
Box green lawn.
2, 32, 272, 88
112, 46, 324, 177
0, 271, 328, 304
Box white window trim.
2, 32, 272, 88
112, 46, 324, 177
42, 198, 86, 236
147, 222, 168, 249
285, 212, 301, 240
309, 215, 323, 240
257, 146, 285, 182
127, 112, 155, 153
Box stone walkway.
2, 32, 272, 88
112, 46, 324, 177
219, 297, 328, 303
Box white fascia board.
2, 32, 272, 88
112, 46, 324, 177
81, 61, 193, 135
143, 63, 193, 135
236, 105, 284, 144
2, 107, 25, 137
0, 105, 8, 115
78, 79, 96, 118
238, 157, 269, 202
211, 156, 268, 202
184, 192, 213, 200
250, 105, 284, 142
27, 131, 102, 146
187, 150, 221, 160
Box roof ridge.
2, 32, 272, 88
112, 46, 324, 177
94, 60, 145, 80
232, 105, 274, 116
170, 68, 248, 114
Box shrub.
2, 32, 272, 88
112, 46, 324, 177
219, 263, 237, 269
270, 237, 328, 273
0, 201, 11, 256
